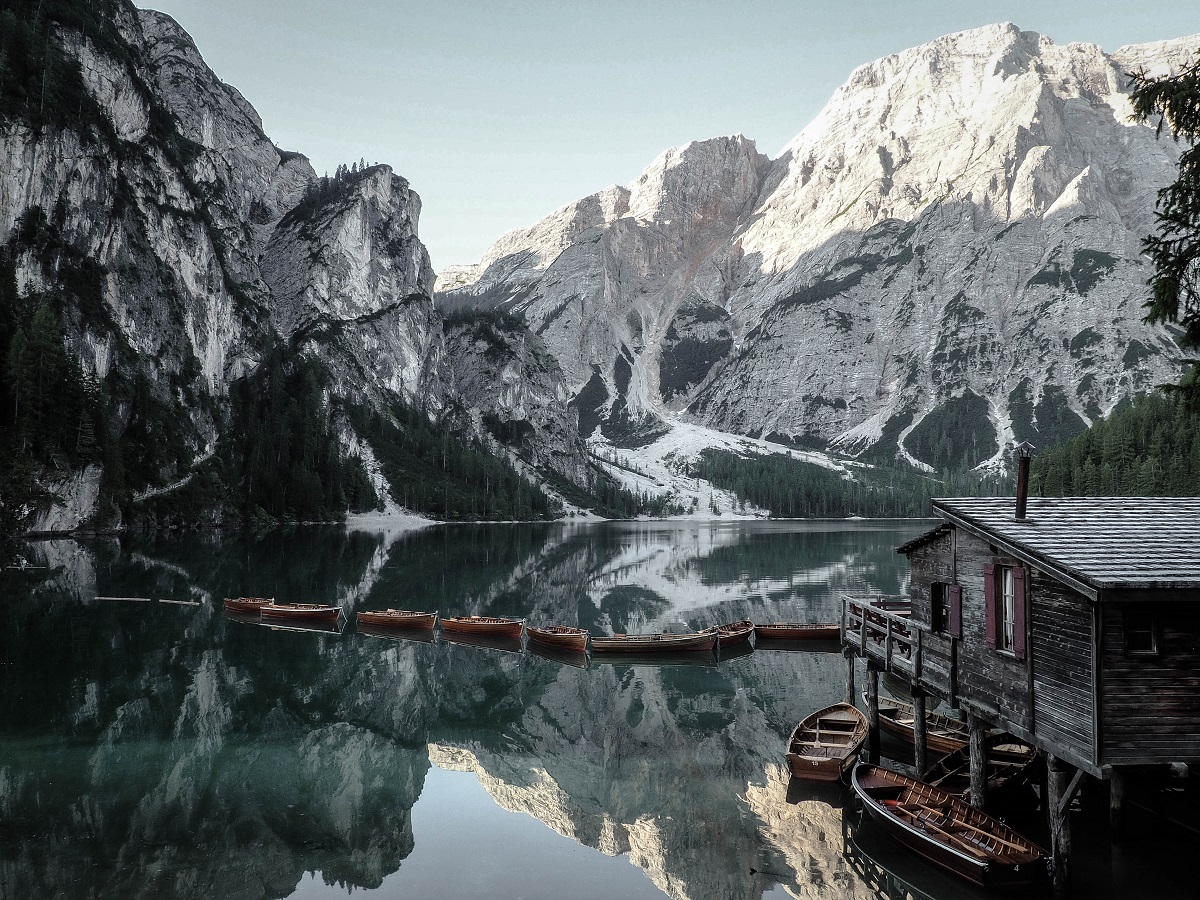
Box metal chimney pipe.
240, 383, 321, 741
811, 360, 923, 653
1015, 441, 1035, 521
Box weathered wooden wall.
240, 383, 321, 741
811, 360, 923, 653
951, 531, 1034, 732
1030, 571, 1094, 765
907, 531, 953, 630
1101, 603, 1200, 764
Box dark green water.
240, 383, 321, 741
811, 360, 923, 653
0, 521, 1191, 899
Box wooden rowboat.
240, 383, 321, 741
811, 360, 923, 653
870, 692, 969, 755
223, 596, 273, 614
754, 622, 840, 641
440, 615, 524, 639
921, 736, 1040, 803
787, 703, 868, 781
261, 602, 342, 622
356, 609, 438, 629
715, 620, 754, 647
590, 628, 717, 653
852, 764, 1048, 887
526, 625, 589, 653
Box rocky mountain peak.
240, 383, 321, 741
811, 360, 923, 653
625, 134, 768, 226
439, 24, 1197, 474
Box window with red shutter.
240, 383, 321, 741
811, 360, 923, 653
983, 563, 997, 648
1012, 566, 1027, 659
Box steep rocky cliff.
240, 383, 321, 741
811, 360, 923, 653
439, 25, 1196, 474
443, 310, 591, 487
0, 0, 588, 532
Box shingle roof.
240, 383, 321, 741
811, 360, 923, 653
895, 523, 952, 555
931, 497, 1200, 592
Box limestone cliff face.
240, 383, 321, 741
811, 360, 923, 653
261, 167, 445, 408
3, 2, 588, 530
439, 25, 1196, 469
440, 136, 769, 442
443, 313, 591, 486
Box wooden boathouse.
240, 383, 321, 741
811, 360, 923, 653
841, 475, 1200, 895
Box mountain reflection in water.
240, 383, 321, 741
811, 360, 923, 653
0, 521, 926, 900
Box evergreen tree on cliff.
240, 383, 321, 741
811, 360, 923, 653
1130, 54, 1200, 401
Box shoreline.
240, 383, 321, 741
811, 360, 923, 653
16, 512, 940, 543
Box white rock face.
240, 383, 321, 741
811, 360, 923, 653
29, 464, 105, 533
261, 166, 446, 408
443, 314, 591, 486
2, 1, 592, 523
440, 136, 768, 431
440, 24, 1196, 469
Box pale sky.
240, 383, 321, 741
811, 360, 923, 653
146, 1, 1198, 272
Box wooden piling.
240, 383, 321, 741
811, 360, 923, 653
866, 663, 880, 765
844, 649, 856, 706
912, 688, 927, 773
1109, 768, 1125, 840
968, 710, 987, 810
1047, 754, 1073, 899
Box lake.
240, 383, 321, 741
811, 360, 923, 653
0, 520, 1191, 899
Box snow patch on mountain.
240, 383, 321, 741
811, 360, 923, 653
587, 420, 852, 518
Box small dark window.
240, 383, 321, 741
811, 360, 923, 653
1124, 610, 1158, 656
931, 582, 950, 633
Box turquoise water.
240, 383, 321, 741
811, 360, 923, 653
0, 521, 1190, 899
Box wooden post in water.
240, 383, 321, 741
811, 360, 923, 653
866, 663, 880, 765
1109, 768, 1125, 839
911, 688, 927, 773
1047, 754, 1073, 899
967, 710, 987, 810
844, 649, 856, 706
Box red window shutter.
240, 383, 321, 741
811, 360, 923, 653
1013, 566, 1028, 659
948, 584, 962, 639
983, 563, 997, 648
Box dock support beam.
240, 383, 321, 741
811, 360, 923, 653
1109, 768, 1125, 839
911, 688, 927, 773
967, 711, 987, 810
844, 649, 856, 706
1047, 754, 1074, 899
866, 662, 880, 765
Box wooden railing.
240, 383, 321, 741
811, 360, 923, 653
842, 595, 923, 680
842, 595, 956, 696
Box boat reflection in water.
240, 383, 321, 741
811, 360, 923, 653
260, 616, 345, 635
526, 641, 590, 668
588, 650, 718, 668
715, 640, 756, 664
357, 621, 438, 644
440, 630, 524, 653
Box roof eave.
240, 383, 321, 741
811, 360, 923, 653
931, 500, 1101, 601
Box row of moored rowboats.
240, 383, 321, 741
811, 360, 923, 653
222, 600, 841, 654
785, 700, 1049, 888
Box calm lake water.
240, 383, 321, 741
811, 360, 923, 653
0, 520, 1192, 899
